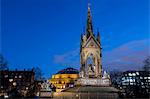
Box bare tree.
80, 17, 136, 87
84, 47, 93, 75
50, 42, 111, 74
142, 56, 150, 71
0, 54, 8, 70
33, 66, 44, 81
110, 70, 123, 88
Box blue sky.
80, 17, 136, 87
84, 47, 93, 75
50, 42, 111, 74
1, 0, 149, 78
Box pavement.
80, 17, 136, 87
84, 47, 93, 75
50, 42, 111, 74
63, 86, 119, 93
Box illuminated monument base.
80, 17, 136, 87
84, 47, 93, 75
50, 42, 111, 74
76, 71, 111, 86
76, 78, 111, 86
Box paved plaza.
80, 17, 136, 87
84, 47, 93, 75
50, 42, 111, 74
52, 86, 119, 99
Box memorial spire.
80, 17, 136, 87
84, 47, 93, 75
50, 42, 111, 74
86, 3, 93, 38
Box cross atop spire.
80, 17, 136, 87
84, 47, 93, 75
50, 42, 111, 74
86, 2, 93, 38
88, 3, 91, 10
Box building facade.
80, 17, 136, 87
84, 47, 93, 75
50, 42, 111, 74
109, 70, 150, 98
50, 67, 79, 91
0, 69, 35, 97
121, 71, 150, 92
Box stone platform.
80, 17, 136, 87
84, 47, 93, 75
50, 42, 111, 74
53, 86, 119, 99
76, 78, 111, 86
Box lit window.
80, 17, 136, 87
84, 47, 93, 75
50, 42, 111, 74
144, 77, 147, 79
122, 79, 125, 83
132, 73, 136, 76
141, 82, 144, 85
126, 79, 130, 82
122, 82, 128, 85
5, 75, 8, 78
122, 77, 125, 80
19, 75, 22, 78
15, 76, 17, 78
128, 73, 132, 76
9, 79, 13, 82
148, 77, 150, 79
130, 79, 133, 82
63, 85, 65, 89
140, 77, 143, 79
13, 82, 17, 86
136, 72, 139, 75
130, 83, 133, 85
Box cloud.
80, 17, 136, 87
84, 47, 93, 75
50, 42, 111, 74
103, 39, 149, 71
53, 48, 80, 68
53, 39, 149, 71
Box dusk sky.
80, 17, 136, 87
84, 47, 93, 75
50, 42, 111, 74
1, 0, 149, 78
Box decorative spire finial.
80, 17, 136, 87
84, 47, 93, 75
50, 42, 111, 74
86, 2, 93, 38
88, 2, 90, 10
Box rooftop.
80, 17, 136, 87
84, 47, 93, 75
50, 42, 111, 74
56, 67, 79, 74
